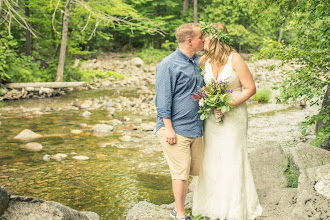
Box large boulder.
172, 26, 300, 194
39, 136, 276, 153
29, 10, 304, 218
290, 143, 330, 170
0, 186, 9, 216
126, 201, 170, 220
1, 195, 100, 220
249, 143, 288, 190
14, 129, 42, 140
292, 164, 330, 220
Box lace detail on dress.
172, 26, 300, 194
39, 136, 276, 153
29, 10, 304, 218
192, 53, 262, 220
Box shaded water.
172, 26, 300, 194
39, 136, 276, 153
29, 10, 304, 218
0, 88, 172, 220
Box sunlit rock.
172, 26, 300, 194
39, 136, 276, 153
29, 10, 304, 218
140, 123, 154, 131
1, 195, 100, 220
72, 155, 89, 161
21, 142, 43, 152
71, 130, 83, 135
131, 57, 144, 68
92, 124, 113, 133
124, 124, 137, 130
82, 111, 91, 117
120, 135, 131, 142
42, 154, 51, 161
14, 129, 42, 140
79, 100, 92, 109
109, 119, 122, 126
52, 153, 67, 161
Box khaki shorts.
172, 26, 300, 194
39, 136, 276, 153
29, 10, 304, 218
156, 127, 203, 180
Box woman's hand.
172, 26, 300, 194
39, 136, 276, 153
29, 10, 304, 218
214, 109, 224, 119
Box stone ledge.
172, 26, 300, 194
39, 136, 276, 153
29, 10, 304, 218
0, 187, 100, 220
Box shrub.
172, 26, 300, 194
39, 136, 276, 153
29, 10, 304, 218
80, 69, 125, 82
136, 48, 172, 64
252, 88, 271, 102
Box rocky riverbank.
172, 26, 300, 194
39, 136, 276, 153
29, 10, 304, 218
1, 53, 328, 219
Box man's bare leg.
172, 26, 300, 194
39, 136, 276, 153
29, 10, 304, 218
173, 179, 188, 218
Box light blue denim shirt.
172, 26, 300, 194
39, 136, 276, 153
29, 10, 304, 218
155, 48, 204, 138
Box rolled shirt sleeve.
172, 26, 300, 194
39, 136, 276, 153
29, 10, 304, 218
155, 61, 175, 119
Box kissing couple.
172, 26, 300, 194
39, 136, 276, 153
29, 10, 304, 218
155, 23, 263, 220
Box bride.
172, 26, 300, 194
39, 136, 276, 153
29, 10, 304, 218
192, 23, 263, 220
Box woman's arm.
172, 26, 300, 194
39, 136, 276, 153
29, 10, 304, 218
230, 53, 256, 107
214, 53, 255, 118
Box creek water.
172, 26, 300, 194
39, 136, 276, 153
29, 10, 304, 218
0, 88, 172, 220
0, 87, 316, 220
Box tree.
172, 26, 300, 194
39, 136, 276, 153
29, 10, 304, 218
257, 0, 330, 148
194, 0, 197, 23
56, 0, 71, 82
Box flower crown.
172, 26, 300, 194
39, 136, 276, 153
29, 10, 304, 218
200, 22, 232, 46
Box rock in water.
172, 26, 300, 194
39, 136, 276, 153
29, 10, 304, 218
1, 195, 100, 220
42, 154, 51, 161
71, 129, 83, 135
120, 135, 131, 142
72, 156, 89, 161
92, 124, 113, 133
14, 129, 42, 140
82, 111, 92, 117
52, 153, 67, 161
21, 142, 43, 152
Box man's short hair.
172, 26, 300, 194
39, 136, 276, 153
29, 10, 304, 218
175, 23, 200, 43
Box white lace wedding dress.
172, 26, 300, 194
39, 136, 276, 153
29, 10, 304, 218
192, 53, 262, 220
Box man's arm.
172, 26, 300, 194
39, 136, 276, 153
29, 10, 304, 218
162, 118, 176, 144
155, 62, 177, 145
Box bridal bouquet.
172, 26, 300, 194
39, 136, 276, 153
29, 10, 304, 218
192, 79, 233, 122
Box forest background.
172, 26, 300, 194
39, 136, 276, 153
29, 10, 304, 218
0, 0, 329, 147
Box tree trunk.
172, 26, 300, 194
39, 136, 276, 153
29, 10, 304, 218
25, 6, 31, 56
56, 0, 71, 82
183, 0, 189, 15
315, 85, 330, 147
277, 20, 285, 45
194, 0, 198, 23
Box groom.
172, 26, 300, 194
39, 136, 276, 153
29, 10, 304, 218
155, 23, 204, 220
